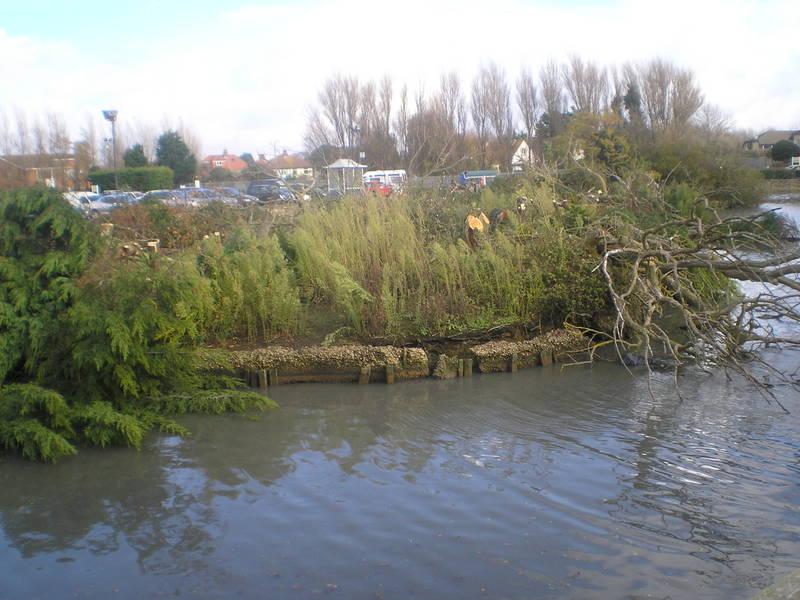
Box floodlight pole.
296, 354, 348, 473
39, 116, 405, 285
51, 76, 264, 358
102, 110, 119, 190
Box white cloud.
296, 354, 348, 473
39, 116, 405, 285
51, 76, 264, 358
1, 0, 798, 155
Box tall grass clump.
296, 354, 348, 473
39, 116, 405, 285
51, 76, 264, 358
290, 197, 425, 335
198, 229, 301, 342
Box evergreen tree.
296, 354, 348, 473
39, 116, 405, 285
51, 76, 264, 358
156, 130, 197, 185
123, 144, 148, 167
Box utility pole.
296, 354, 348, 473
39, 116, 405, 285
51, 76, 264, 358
102, 110, 119, 190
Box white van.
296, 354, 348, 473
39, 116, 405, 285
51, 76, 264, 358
362, 170, 407, 191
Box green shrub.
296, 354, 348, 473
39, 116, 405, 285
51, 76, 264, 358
761, 169, 799, 180
198, 231, 301, 341
88, 166, 175, 191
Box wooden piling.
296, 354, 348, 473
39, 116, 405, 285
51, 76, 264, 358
540, 349, 553, 366
258, 369, 269, 390
268, 368, 279, 386
463, 358, 473, 377
457, 359, 465, 378
359, 365, 371, 385
385, 363, 395, 384
510, 353, 518, 373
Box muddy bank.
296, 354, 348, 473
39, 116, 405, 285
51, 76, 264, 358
198, 328, 589, 386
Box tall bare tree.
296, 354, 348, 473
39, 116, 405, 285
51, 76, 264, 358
538, 60, 565, 136
378, 75, 393, 136
471, 68, 491, 165
516, 67, 539, 144
562, 55, 609, 114
14, 109, 30, 155
393, 84, 409, 161
45, 112, 71, 155
0, 110, 13, 155
670, 67, 704, 128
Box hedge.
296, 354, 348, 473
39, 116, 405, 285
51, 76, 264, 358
88, 166, 175, 191
761, 169, 800, 180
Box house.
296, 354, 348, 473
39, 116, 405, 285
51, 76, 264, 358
743, 130, 800, 152
511, 139, 534, 172
202, 153, 249, 173
0, 153, 76, 190
258, 152, 314, 179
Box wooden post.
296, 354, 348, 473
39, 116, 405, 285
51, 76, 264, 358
258, 369, 268, 390
457, 359, 464, 378
510, 353, 518, 373
359, 365, 371, 385
385, 363, 395, 384
463, 358, 473, 377
268, 368, 279, 386
540, 349, 553, 366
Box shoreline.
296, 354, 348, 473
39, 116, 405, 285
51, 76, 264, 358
197, 328, 590, 388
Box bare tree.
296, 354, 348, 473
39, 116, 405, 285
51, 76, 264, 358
393, 84, 409, 162
318, 74, 348, 149
670, 67, 704, 128
638, 59, 673, 130
562, 55, 609, 115
471, 68, 491, 165
14, 109, 30, 155
378, 74, 393, 136
45, 112, 71, 155
695, 104, 731, 141
516, 67, 539, 144
31, 118, 47, 157
538, 60, 566, 136
637, 59, 702, 131
482, 63, 513, 168
0, 110, 13, 155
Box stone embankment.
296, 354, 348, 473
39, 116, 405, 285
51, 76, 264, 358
198, 328, 590, 388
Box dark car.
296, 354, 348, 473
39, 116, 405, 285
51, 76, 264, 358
246, 179, 295, 203
216, 187, 258, 204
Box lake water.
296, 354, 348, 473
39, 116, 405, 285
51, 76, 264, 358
0, 203, 798, 600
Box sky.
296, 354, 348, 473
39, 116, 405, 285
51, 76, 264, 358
1, 0, 798, 157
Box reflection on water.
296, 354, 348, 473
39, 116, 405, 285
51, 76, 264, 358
1, 202, 799, 600
1, 362, 798, 600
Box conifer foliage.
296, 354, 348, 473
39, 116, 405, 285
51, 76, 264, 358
0, 188, 274, 462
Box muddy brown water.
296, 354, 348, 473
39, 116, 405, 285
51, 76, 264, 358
0, 203, 798, 600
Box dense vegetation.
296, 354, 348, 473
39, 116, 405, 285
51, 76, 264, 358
1, 124, 785, 462
88, 166, 175, 192
0, 189, 274, 462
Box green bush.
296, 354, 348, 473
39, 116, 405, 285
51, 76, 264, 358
198, 231, 301, 341
88, 166, 175, 191
0, 189, 275, 462
761, 169, 800, 180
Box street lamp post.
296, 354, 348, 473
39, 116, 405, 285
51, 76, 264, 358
102, 110, 119, 190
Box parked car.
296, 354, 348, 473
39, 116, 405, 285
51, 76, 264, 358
246, 179, 296, 203
140, 190, 180, 204
64, 192, 116, 216
215, 187, 259, 204
100, 191, 140, 206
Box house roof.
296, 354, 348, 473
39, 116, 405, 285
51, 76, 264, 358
326, 158, 367, 169
266, 154, 311, 170
203, 153, 245, 162
757, 130, 796, 146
